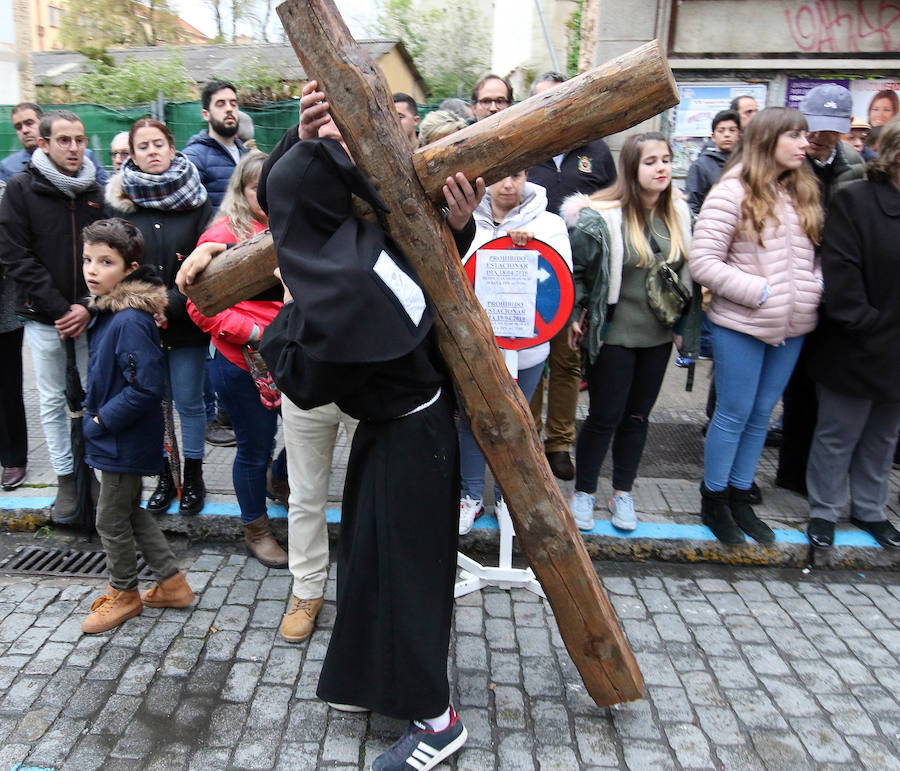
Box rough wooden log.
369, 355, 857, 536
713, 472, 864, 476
185, 39, 677, 318
183, 228, 277, 318
413, 40, 676, 198
272, 0, 674, 708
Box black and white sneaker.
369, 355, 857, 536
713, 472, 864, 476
372, 706, 467, 770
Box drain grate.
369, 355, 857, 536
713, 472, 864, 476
1, 546, 154, 580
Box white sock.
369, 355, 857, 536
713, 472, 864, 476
423, 706, 451, 731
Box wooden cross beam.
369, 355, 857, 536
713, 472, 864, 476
191, 0, 679, 707
185, 38, 678, 318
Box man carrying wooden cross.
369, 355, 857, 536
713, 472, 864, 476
185, 0, 678, 720
256, 87, 484, 770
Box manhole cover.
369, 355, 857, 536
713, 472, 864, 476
1, 546, 154, 580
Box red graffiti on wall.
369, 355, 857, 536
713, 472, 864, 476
785, 1, 900, 52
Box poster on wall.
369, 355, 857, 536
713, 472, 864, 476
786, 78, 900, 128
670, 83, 768, 179
850, 80, 900, 128
785, 78, 850, 110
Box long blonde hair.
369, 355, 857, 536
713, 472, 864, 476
214, 150, 268, 241
722, 107, 822, 246
588, 132, 686, 267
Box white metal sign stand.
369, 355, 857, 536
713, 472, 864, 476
455, 349, 545, 599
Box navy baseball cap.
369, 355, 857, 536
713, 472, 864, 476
799, 84, 852, 133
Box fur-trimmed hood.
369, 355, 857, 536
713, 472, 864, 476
560, 192, 622, 228
104, 172, 137, 214
89, 265, 167, 315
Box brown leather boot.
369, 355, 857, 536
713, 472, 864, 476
82, 586, 142, 634
280, 596, 324, 642
244, 513, 289, 568
141, 571, 195, 608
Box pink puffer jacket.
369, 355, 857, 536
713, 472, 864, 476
690, 167, 822, 345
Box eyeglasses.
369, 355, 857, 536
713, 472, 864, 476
475, 97, 510, 109
52, 135, 89, 148
111, 150, 130, 158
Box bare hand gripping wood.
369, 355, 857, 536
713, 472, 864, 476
190, 0, 680, 706
186, 36, 678, 318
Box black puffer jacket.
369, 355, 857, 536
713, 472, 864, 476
0, 165, 104, 324
105, 174, 213, 350
685, 147, 730, 215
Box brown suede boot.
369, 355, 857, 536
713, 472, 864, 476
280, 596, 324, 642
141, 571, 195, 608
244, 513, 289, 568
82, 586, 142, 634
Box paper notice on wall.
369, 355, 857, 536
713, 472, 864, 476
474, 248, 539, 338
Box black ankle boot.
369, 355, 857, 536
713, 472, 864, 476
700, 483, 745, 545
728, 486, 775, 544
180, 458, 205, 515
147, 459, 176, 512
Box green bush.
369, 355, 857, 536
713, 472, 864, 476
70, 53, 195, 106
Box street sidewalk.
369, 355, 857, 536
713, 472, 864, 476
4, 340, 899, 569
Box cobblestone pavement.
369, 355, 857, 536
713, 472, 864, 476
1, 532, 900, 770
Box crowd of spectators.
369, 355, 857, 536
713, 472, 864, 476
0, 72, 898, 771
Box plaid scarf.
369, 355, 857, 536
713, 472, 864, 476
120, 153, 207, 211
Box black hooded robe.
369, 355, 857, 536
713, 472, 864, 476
260, 136, 472, 719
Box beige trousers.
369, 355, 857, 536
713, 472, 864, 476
281, 396, 358, 600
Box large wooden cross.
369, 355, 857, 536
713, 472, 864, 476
186, 0, 678, 707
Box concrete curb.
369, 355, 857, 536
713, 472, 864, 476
3, 495, 898, 571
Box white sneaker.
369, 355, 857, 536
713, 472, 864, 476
570, 491, 595, 532
459, 496, 482, 535
609, 492, 637, 531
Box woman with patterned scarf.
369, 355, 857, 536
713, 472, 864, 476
106, 118, 213, 516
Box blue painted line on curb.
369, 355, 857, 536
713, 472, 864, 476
0, 496, 884, 548
1, 497, 56, 509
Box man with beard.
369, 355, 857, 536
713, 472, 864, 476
183, 81, 249, 209
184, 82, 246, 446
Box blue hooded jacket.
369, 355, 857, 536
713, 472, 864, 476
83, 266, 167, 475
182, 130, 248, 210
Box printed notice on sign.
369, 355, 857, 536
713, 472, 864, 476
474, 248, 539, 337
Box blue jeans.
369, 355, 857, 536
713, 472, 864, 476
166, 346, 208, 460
704, 324, 803, 491
24, 320, 88, 475
210, 352, 279, 524
459, 359, 544, 502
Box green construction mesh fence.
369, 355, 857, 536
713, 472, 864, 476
0, 100, 303, 172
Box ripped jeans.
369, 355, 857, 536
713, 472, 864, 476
574, 342, 672, 494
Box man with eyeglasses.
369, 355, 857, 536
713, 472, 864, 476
0, 110, 106, 521
471, 73, 514, 120
0, 103, 109, 185
109, 132, 130, 173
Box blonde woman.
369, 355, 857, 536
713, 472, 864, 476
565, 132, 692, 532
418, 110, 467, 147
184, 151, 290, 568
690, 107, 823, 545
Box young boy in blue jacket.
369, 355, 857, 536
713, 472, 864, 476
80, 218, 194, 634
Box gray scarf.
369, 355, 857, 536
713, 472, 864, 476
31, 148, 96, 198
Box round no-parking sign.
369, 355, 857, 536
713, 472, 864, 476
464, 236, 574, 350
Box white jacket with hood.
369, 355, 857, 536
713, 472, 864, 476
463, 181, 572, 370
